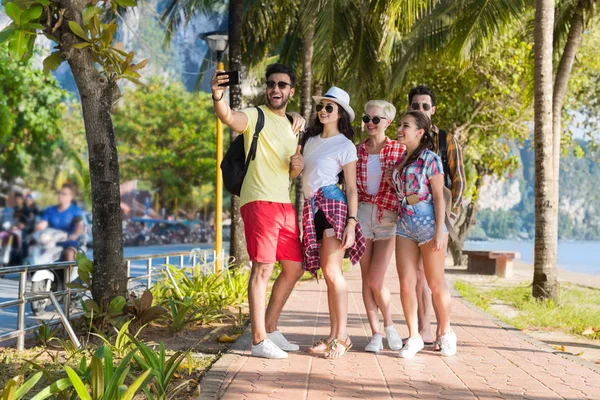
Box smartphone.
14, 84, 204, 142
217, 70, 240, 87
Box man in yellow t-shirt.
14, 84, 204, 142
212, 64, 305, 359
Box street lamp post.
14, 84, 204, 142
201, 31, 228, 273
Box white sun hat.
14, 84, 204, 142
312, 86, 355, 122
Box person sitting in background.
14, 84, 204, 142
36, 183, 83, 261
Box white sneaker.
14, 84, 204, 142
267, 330, 300, 351
365, 334, 383, 352
251, 339, 288, 359
439, 329, 457, 357
398, 335, 424, 359
384, 325, 403, 351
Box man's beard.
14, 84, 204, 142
267, 93, 290, 110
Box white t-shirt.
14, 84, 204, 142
366, 154, 382, 195
302, 134, 358, 198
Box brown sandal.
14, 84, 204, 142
325, 337, 353, 359
308, 338, 331, 354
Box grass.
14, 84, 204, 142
454, 280, 600, 339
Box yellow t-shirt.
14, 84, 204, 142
239, 105, 298, 207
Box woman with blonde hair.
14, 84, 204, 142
356, 100, 405, 352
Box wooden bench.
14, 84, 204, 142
462, 250, 520, 278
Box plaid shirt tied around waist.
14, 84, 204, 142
302, 185, 366, 278
356, 137, 406, 221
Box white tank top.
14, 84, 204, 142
366, 154, 382, 195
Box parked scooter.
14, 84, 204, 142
28, 228, 82, 315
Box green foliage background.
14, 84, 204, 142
113, 79, 217, 214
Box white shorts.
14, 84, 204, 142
357, 202, 398, 241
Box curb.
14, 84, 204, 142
197, 326, 252, 400
449, 280, 600, 375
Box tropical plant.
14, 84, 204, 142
69, 254, 127, 333
63, 346, 152, 400
165, 298, 207, 334
81, 297, 127, 334
123, 290, 166, 331
0, 372, 44, 400
92, 320, 145, 359
34, 320, 61, 347
129, 337, 192, 400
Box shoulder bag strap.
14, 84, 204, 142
245, 107, 265, 169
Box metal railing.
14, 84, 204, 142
0, 248, 226, 350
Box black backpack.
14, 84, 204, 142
438, 129, 452, 189
220, 107, 265, 196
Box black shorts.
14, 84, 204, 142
314, 210, 333, 241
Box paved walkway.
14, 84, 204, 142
201, 259, 600, 399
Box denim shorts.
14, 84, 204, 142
395, 202, 447, 246
357, 202, 397, 241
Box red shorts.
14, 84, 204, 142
240, 201, 303, 263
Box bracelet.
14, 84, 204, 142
347, 216, 357, 223
212, 92, 224, 102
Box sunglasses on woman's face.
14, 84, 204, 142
362, 115, 387, 125
316, 104, 335, 113
266, 80, 292, 89
411, 102, 432, 111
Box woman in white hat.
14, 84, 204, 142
300, 86, 366, 359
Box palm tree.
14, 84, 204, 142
415, 0, 598, 301
533, 0, 559, 301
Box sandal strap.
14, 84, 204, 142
330, 337, 352, 351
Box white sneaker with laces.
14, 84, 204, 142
251, 338, 288, 359
398, 335, 424, 359
365, 334, 383, 352
439, 329, 457, 357
267, 330, 300, 351
384, 325, 403, 351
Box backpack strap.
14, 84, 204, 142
245, 107, 265, 169
438, 129, 452, 189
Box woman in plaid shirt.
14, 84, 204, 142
356, 100, 405, 353
301, 86, 366, 359
391, 111, 457, 358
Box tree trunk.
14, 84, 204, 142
533, 0, 559, 301
448, 171, 483, 266
294, 19, 315, 229
228, 0, 250, 267
58, 1, 127, 307
552, 4, 584, 236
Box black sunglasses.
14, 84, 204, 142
266, 80, 292, 89
362, 115, 388, 125
316, 104, 335, 113
411, 102, 432, 111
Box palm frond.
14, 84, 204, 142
446, 0, 534, 58
160, 0, 223, 47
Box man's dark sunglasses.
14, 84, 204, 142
316, 104, 335, 113
266, 80, 292, 89
411, 102, 432, 111
362, 115, 387, 125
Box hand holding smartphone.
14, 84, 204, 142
216, 70, 240, 87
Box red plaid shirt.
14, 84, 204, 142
357, 137, 406, 221
302, 190, 366, 278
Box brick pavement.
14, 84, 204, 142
203, 258, 600, 400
